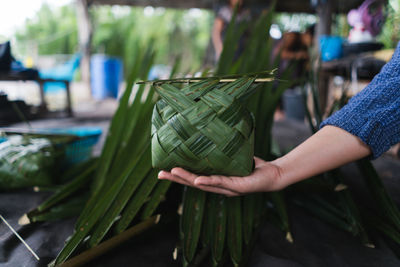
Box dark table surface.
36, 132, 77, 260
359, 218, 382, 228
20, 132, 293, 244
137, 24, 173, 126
1, 119, 400, 267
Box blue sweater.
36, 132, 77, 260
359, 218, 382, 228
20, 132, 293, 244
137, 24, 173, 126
320, 42, 400, 159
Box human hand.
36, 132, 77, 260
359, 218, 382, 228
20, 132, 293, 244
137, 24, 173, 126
158, 157, 285, 197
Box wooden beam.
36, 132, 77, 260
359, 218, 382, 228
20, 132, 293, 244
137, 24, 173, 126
88, 0, 366, 13
76, 0, 93, 98
88, 0, 214, 9
315, 0, 333, 114
316, 0, 333, 36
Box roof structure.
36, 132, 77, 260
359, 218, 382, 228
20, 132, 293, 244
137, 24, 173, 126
87, 0, 367, 13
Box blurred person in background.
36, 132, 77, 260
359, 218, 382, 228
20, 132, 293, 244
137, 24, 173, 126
212, 0, 251, 62
279, 25, 314, 76
273, 24, 315, 119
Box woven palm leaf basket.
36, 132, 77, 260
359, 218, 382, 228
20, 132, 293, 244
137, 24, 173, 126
150, 74, 274, 176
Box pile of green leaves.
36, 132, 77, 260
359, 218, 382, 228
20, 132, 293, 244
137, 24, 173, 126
23, 158, 96, 225
0, 135, 65, 190
43, 42, 170, 266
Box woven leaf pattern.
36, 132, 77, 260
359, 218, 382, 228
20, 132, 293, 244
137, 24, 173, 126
151, 77, 259, 176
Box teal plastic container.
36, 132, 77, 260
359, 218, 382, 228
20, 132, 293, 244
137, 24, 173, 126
45, 127, 102, 165
319, 36, 343, 61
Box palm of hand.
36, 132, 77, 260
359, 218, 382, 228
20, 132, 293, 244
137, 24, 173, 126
158, 157, 283, 196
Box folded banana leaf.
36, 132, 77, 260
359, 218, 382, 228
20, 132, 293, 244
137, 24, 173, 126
0, 135, 63, 190
151, 75, 274, 176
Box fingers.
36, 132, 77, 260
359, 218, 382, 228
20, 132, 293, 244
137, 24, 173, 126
194, 175, 224, 187
195, 175, 245, 195
171, 168, 198, 183
158, 170, 192, 187
158, 168, 242, 197
195, 184, 240, 197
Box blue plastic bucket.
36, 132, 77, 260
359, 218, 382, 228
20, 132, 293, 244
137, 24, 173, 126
283, 88, 305, 122
319, 36, 343, 61
91, 54, 123, 99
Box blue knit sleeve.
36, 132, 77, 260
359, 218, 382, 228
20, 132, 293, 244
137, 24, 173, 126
320, 42, 400, 159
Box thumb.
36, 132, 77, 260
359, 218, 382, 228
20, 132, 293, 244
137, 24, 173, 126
254, 156, 265, 166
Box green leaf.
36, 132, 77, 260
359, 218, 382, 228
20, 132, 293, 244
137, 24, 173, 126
227, 197, 242, 266
87, 146, 152, 247
114, 168, 160, 234
181, 187, 206, 264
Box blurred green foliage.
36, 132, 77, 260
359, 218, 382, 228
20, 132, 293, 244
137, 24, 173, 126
15, 3, 78, 55
14, 1, 398, 75
14, 3, 213, 73
333, 14, 350, 37
378, 0, 400, 49
274, 13, 316, 32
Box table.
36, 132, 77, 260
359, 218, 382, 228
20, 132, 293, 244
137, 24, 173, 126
318, 53, 386, 115
0, 72, 73, 117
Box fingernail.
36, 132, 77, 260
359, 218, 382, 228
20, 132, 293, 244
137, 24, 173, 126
158, 171, 164, 179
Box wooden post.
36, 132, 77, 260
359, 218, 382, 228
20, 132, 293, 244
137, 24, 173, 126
76, 0, 93, 97
316, 0, 332, 38
315, 0, 333, 115
37, 79, 48, 113
65, 81, 73, 117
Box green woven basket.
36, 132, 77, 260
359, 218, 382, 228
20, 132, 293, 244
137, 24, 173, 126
151, 75, 272, 176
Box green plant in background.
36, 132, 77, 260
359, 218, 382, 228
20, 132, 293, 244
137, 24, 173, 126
15, 3, 78, 56
14, 3, 212, 75
333, 13, 351, 37
379, 0, 400, 48
91, 6, 212, 74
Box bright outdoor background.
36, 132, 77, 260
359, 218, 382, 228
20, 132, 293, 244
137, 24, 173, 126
0, 0, 399, 111
1, 0, 399, 75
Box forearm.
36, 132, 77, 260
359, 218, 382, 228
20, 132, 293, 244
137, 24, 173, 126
272, 125, 371, 189
212, 18, 224, 59
159, 126, 370, 195
212, 33, 223, 59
